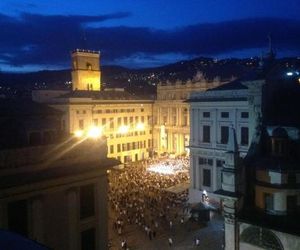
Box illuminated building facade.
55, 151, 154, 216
0, 100, 117, 250
52, 91, 153, 163
33, 50, 154, 163
153, 75, 225, 156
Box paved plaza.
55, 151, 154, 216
108, 159, 224, 250
109, 209, 223, 250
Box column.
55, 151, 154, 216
195, 156, 201, 189
197, 109, 201, 144
177, 106, 181, 126
179, 134, 184, 154
223, 199, 239, 250
190, 108, 194, 144
67, 188, 79, 250
190, 154, 194, 188
194, 109, 199, 145
167, 132, 172, 153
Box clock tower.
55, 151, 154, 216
71, 49, 101, 91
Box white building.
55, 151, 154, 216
188, 80, 256, 204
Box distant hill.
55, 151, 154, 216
1, 56, 298, 98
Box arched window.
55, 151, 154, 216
86, 63, 92, 70
240, 226, 283, 250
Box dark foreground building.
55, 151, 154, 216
0, 99, 118, 250
215, 65, 300, 249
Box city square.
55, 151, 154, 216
108, 158, 223, 250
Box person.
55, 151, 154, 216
168, 237, 173, 247
121, 239, 127, 249
195, 237, 200, 246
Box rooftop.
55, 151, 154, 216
72, 49, 100, 54
0, 99, 63, 117
59, 90, 154, 101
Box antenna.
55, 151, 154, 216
81, 29, 88, 50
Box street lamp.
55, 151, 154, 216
87, 126, 102, 139
74, 130, 84, 138
118, 125, 129, 134
136, 122, 145, 131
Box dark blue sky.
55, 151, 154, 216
1, 0, 300, 71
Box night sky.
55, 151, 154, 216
1, 0, 300, 71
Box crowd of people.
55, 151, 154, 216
108, 157, 190, 249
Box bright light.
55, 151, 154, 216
286, 72, 293, 76
74, 130, 83, 138
87, 126, 102, 138
118, 125, 129, 134
147, 159, 189, 175
148, 164, 175, 175
136, 122, 145, 131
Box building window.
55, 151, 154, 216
110, 145, 114, 154
117, 117, 122, 126
8, 200, 28, 236
79, 119, 84, 130
81, 228, 95, 250
109, 118, 114, 129
86, 63, 92, 70
124, 117, 128, 125
80, 184, 95, 219
162, 116, 167, 124
203, 125, 211, 143
203, 169, 211, 187
221, 112, 229, 118
241, 127, 249, 145
221, 126, 229, 144
287, 195, 297, 212
241, 112, 249, 118
216, 159, 225, 167
93, 119, 98, 126
264, 193, 274, 211
271, 138, 287, 156
172, 116, 176, 125
102, 118, 106, 126
203, 112, 210, 118
199, 157, 213, 166
117, 144, 121, 152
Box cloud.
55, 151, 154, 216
0, 13, 300, 70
